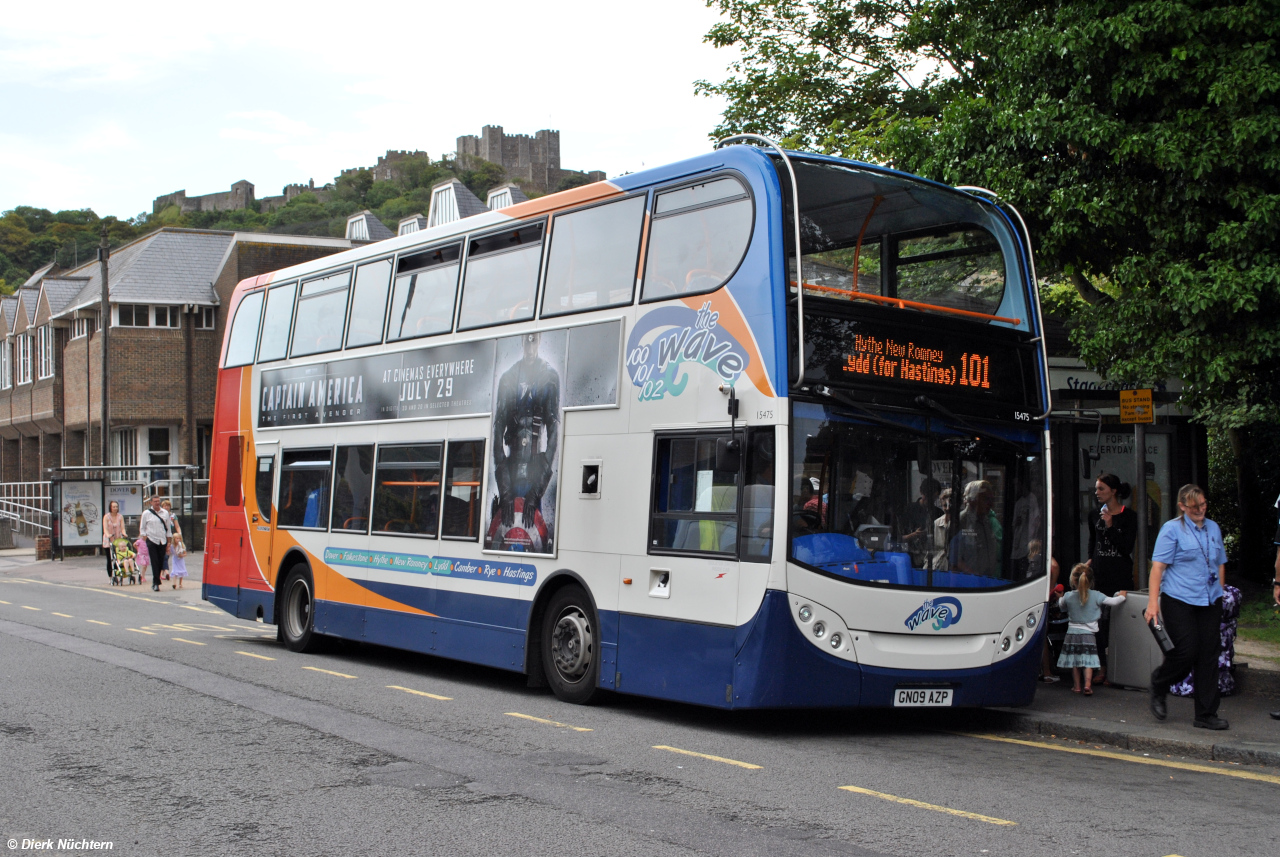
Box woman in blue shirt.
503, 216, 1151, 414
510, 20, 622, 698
1144, 484, 1228, 730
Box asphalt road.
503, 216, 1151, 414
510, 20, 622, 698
1, 572, 1276, 857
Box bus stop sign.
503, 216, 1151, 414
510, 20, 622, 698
1120, 388, 1154, 424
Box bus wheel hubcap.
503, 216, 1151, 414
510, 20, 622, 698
288, 580, 310, 638
551, 609, 592, 680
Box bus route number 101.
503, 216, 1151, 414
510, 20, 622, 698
958, 353, 991, 389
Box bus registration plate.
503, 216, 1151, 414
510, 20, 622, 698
894, 688, 953, 707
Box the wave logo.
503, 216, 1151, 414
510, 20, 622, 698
625, 302, 748, 401
904, 597, 963, 631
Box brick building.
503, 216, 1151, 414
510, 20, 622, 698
0, 229, 355, 489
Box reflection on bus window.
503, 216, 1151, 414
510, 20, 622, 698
897, 230, 1004, 317
388, 245, 460, 342
346, 259, 393, 348
224, 291, 263, 368
372, 444, 442, 538
257, 282, 297, 363
278, 449, 332, 529
442, 440, 484, 539
740, 427, 775, 562
642, 178, 752, 301
254, 455, 274, 523
292, 270, 351, 357
650, 434, 739, 555
542, 195, 645, 316
789, 403, 1044, 589
331, 445, 373, 533
458, 225, 544, 330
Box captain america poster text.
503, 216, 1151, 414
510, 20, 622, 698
484, 330, 567, 555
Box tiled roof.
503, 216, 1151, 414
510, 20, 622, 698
21, 262, 57, 290
1, 296, 16, 331
346, 211, 395, 242
42, 278, 89, 316
62, 230, 231, 313
18, 288, 40, 324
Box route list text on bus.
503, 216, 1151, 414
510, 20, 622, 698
843, 333, 991, 389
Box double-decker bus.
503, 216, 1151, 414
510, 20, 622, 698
204, 141, 1052, 709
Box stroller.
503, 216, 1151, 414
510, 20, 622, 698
110, 537, 140, 586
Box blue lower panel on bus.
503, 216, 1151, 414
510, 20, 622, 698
616, 614, 737, 707
204, 582, 238, 615
236, 587, 275, 623
360, 579, 529, 631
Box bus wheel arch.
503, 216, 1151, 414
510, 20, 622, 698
530, 572, 603, 704
271, 548, 312, 626
276, 552, 324, 654
526, 571, 598, 692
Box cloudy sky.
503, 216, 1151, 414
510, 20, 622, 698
0, 0, 731, 218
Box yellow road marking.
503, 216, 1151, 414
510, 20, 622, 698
172, 638, 205, 646
52, 612, 72, 618
21, 605, 40, 611
507, 712, 592, 732
236, 650, 276, 661
127, 628, 156, 635
388, 685, 452, 701
652, 745, 760, 769
87, 620, 110, 626
303, 666, 356, 679
839, 785, 1016, 826
0, 599, 10, 604
956, 733, 1280, 786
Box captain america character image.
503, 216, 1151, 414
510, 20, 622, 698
485, 331, 564, 553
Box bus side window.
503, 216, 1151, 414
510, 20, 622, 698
641, 177, 752, 302
740, 427, 775, 562
371, 444, 442, 537
331, 445, 374, 533
278, 449, 333, 530
457, 223, 545, 331
256, 281, 298, 363
346, 258, 393, 348
388, 244, 461, 342
649, 434, 739, 556
292, 270, 351, 357
223, 292, 263, 368
441, 440, 484, 539
255, 454, 274, 522
541, 195, 646, 317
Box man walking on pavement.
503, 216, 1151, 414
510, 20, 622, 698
141, 493, 171, 592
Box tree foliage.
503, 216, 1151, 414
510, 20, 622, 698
702, 0, 1280, 431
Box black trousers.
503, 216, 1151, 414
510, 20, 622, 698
147, 540, 167, 588
1151, 594, 1223, 719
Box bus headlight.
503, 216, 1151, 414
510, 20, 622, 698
798, 605, 813, 623
813, 621, 826, 639
829, 633, 842, 649
1026, 612, 1037, 628
1015, 627, 1025, 642
1001, 636, 1011, 652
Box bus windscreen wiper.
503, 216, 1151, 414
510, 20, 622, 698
814, 386, 932, 439
913, 395, 1022, 451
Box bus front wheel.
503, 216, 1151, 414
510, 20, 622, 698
541, 586, 601, 705
281, 566, 323, 653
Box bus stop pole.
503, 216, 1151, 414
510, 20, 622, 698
1134, 422, 1149, 588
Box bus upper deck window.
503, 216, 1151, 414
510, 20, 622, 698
291, 270, 351, 357
895, 229, 1005, 318
641, 177, 752, 302
256, 281, 297, 363
541, 195, 645, 317
388, 244, 461, 342
346, 258, 393, 348
223, 291, 263, 368
457, 223, 545, 331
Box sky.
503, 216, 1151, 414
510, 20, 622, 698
0, 0, 732, 219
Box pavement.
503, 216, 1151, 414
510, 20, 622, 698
7, 549, 1280, 769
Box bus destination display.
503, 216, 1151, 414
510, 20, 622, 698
842, 334, 991, 389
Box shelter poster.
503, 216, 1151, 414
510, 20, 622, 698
483, 330, 567, 555
60, 480, 102, 547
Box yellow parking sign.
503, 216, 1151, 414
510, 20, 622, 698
1120, 388, 1154, 424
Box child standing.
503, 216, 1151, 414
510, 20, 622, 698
1057, 564, 1127, 695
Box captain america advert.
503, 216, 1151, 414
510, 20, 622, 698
484, 330, 566, 555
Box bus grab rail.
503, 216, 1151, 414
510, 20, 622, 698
790, 280, 1023, 325
715, 134, 807, 387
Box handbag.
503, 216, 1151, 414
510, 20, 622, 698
102, 532, 112, 549
1148, 615, 1176, 653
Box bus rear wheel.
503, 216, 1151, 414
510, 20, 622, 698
541, 586, 601, 705
281, 566, 323, 653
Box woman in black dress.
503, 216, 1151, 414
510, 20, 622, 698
1088, 472, 1137, 683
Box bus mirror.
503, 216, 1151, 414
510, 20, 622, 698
716, 437, 742, 473
1080, 447, 1095, 477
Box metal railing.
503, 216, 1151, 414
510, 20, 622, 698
0, 481, 52, 539
144, 477, 210, 517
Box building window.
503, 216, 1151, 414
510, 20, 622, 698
71, 318, 96, 340
116, 304, 149, 327
16, 336, 33, 385
153, 305, 180, 328
1, 340, 11, 389
36, 326, 54, 379
193, 307, 216, 329
111, 428, 139, 481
